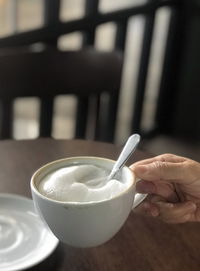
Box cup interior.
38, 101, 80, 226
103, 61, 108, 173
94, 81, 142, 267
31, 156, 135, 204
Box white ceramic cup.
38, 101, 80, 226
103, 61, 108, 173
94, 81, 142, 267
30, 156, 145, 248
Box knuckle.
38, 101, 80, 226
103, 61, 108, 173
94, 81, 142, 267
162, 154, 175, 161
152, 161, 163, 170
151, 161, 168, 180
157, 153, 175, 162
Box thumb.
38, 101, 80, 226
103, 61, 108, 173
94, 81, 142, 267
133, 161, 191, 184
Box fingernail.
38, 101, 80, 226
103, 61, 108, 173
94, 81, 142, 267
151, 208, 159, 217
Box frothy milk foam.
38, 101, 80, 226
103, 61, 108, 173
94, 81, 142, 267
38, 164, 131, 203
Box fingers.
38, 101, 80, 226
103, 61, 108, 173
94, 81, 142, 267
136, 180, 156, 194
132, 159, 198, 185
136, 180, 179, 202
133, 161, 187, 182
145, 200, 197, 223
130, 153, 200, 185
131, 154, 186, 168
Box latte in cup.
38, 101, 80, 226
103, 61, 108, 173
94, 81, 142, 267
31, 156, 145, 247
37, 163, 131, 203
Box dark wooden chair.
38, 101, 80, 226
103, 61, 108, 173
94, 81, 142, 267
0, 49, 122, 142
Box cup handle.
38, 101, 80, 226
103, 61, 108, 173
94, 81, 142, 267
132, 178, 147, 209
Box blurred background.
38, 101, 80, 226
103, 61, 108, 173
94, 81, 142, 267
0, 0, 200, 159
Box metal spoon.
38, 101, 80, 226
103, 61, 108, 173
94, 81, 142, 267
86, 134, 140, 187
107, 133, 140, 181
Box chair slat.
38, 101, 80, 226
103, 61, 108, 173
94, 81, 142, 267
39, 97, 54, 137
0, 99, 13, 139
75, 96, 89, 139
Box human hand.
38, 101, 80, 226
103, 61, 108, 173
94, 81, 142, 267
130, 154, 200, 223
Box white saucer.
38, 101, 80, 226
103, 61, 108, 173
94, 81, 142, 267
0, 193, 59, 271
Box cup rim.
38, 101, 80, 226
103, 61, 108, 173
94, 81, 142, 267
30, 156, 135, 206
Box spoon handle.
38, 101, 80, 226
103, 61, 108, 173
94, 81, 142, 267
108, 134, 140, 180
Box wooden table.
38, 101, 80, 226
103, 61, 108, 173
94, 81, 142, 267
1, 138, 200, 271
